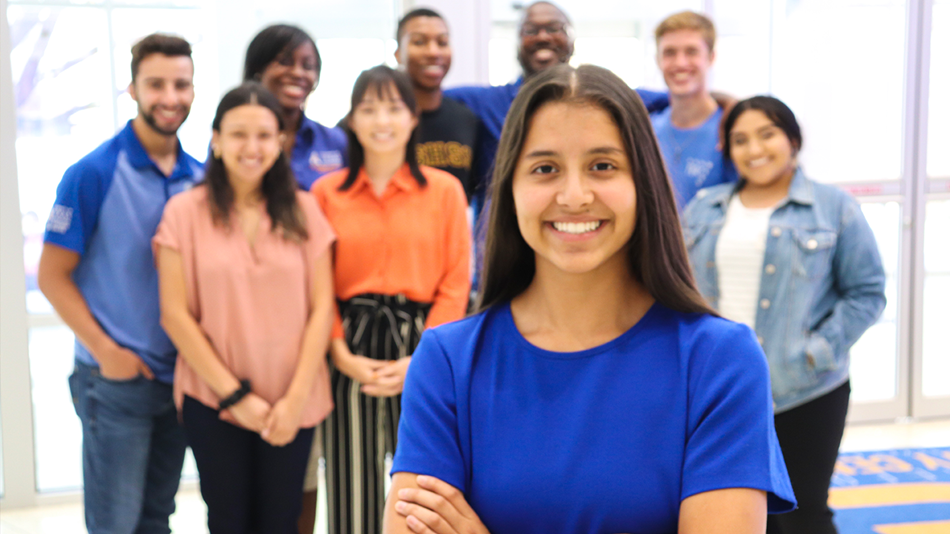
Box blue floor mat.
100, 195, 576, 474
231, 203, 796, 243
830, 447, 950, 533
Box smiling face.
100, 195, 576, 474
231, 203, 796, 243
397, 16, 451, 92
656, 29, 713, 98
729, 109, 798, 190
130, 53, 194, 136
517, 3, 574, 77
259, 42, 318, 112
512, 101, 636, 276
348, 82, 418, 156
212, 103, 284, 192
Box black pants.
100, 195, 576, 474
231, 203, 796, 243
767, 381, 851, 534
324, 294, 430, 534
182, 396, 315, 534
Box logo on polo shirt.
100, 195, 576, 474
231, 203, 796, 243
46, 205, 73, 233
310, 151, 344, 174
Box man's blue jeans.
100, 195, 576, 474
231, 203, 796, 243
69, 361, 187, 534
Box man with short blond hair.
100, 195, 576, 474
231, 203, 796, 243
652, 11, 737, 208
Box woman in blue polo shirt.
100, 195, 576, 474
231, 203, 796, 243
244, 24, 347, 191
682, 96, 886, 534
383, 64, 795, 534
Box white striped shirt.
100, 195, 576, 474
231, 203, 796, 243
716, 195, 775, 329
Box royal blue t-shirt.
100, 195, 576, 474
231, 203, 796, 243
44, 121, 202, 383
291, 116, 347, 190
393, 303, 795, 533
651, 107, 738, 208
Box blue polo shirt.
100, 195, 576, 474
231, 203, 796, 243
44, 121, 203, 384
291, 116, 347, 190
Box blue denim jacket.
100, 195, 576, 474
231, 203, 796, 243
682, 169, 886, 413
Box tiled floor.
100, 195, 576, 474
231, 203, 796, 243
2, 418, 948, 534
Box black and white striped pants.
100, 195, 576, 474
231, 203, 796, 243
323, 294, 430, 534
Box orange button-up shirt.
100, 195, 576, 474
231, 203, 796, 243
311, 164, 471, 338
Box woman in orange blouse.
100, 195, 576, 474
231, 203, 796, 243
310, 65, 470, 534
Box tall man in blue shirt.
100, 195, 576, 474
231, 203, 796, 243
445, 1, 669, 215
37, 34, 203, 534
651, 11, 738, 208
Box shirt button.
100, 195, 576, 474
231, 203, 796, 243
760, 298, 771, 309
807, 239, 818, 249
706, 261, 715, 268
771, 227, 782, 237
765, 264, 776, 274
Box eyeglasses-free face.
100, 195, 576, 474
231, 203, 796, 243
348, 82, 418, 157
397, 16, 452, 91
259, 42, 319, 112
512, 101, 637, 278
729, 109, 798, 191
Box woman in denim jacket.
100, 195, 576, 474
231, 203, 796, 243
682, 96, 886, 534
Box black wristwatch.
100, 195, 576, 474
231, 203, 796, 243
218, 379, 252, 411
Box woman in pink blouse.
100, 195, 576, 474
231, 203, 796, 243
155, 82, 335, 534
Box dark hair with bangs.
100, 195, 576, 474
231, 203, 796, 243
397, 8, 445, 42
722, 95, 803, 168
205, 81, 308, 241
131, 33, 192, 82
244, 24, 321, 81
477, 63, 714, 315
339, 65, 426, 191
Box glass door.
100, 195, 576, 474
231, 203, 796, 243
914, 0, 950, 418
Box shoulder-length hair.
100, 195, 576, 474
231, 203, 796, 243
722, 95, 803, 163
477, 63, 714, 315
339, 65, 426, 191
205, 81, 308, 241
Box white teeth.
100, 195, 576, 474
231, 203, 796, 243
748, 157, 770, 168
552, 221, 602, 234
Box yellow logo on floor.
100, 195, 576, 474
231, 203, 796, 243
831, 449, 950, 534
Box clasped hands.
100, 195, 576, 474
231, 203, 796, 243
334, 346, 412, 397
220, 392, 303, 447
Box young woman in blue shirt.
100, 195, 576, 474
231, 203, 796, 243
682, 96, 886, 534
383, 65, 796, 534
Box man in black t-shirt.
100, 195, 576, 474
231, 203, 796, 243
395, 8, 481, 203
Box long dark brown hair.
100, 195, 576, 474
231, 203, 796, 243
477, 64, 714, 315
339, 65, 426, 191
205, 81, 308, 241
